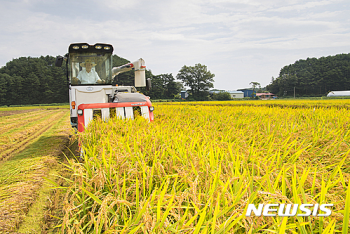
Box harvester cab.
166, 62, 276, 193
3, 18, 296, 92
56, 43, 154, 132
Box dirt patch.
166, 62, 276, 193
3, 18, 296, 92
0, 109, 41, 117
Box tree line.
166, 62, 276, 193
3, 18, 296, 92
266, 53, 350, 97
109, 55, 181, 99
0, 55, 216, 105
2, 52, 350, 105
111, 57, 215, 100
0, 56, 68, 105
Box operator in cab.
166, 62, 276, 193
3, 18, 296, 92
72, 59, 104, 84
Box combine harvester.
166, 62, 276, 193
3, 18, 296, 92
55, 43, 154, 132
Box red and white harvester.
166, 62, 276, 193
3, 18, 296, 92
55, 43, 154, 132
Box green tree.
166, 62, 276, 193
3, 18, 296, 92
159, 73, 180, 99
7, 75, 23, 105
112, 55, 134, 86
176, 63, 215, 101
0, 56, 68, 105
139, 73, 181, 99
142, 73, 163, 99
0, 74, 8, 105
175, 81, 184, 92
249, 82, 260, 91
212, 91, 231, 100
266, 53, 350, 96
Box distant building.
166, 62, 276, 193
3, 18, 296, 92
256, 92, 275, 99
209, 89, 225, 94
227, 90, 244, 99
237, 89, 255, 97
327, 91, 350, 97
180, 91, 189, 99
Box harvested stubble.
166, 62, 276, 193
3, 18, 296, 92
0, 157, 55, 232
0, 109, 71, 233
0, 108, 43, 122
0, 108, 41, 117
0, 109, 52, 135
61, 102, 350, 233
0, 110, 63, 155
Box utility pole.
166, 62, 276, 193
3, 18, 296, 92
294, 86, 295, 98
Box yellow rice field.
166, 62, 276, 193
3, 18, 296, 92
60, 100, 350, 233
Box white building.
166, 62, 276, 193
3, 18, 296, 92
327, 90, 350, 97
227, 90, 244, 99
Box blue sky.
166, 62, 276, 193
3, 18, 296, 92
0, 0, 349, 90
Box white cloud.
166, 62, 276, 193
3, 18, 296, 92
95, 0, 141, 9
270, 0, 341, 12
0, 0, 349, 89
